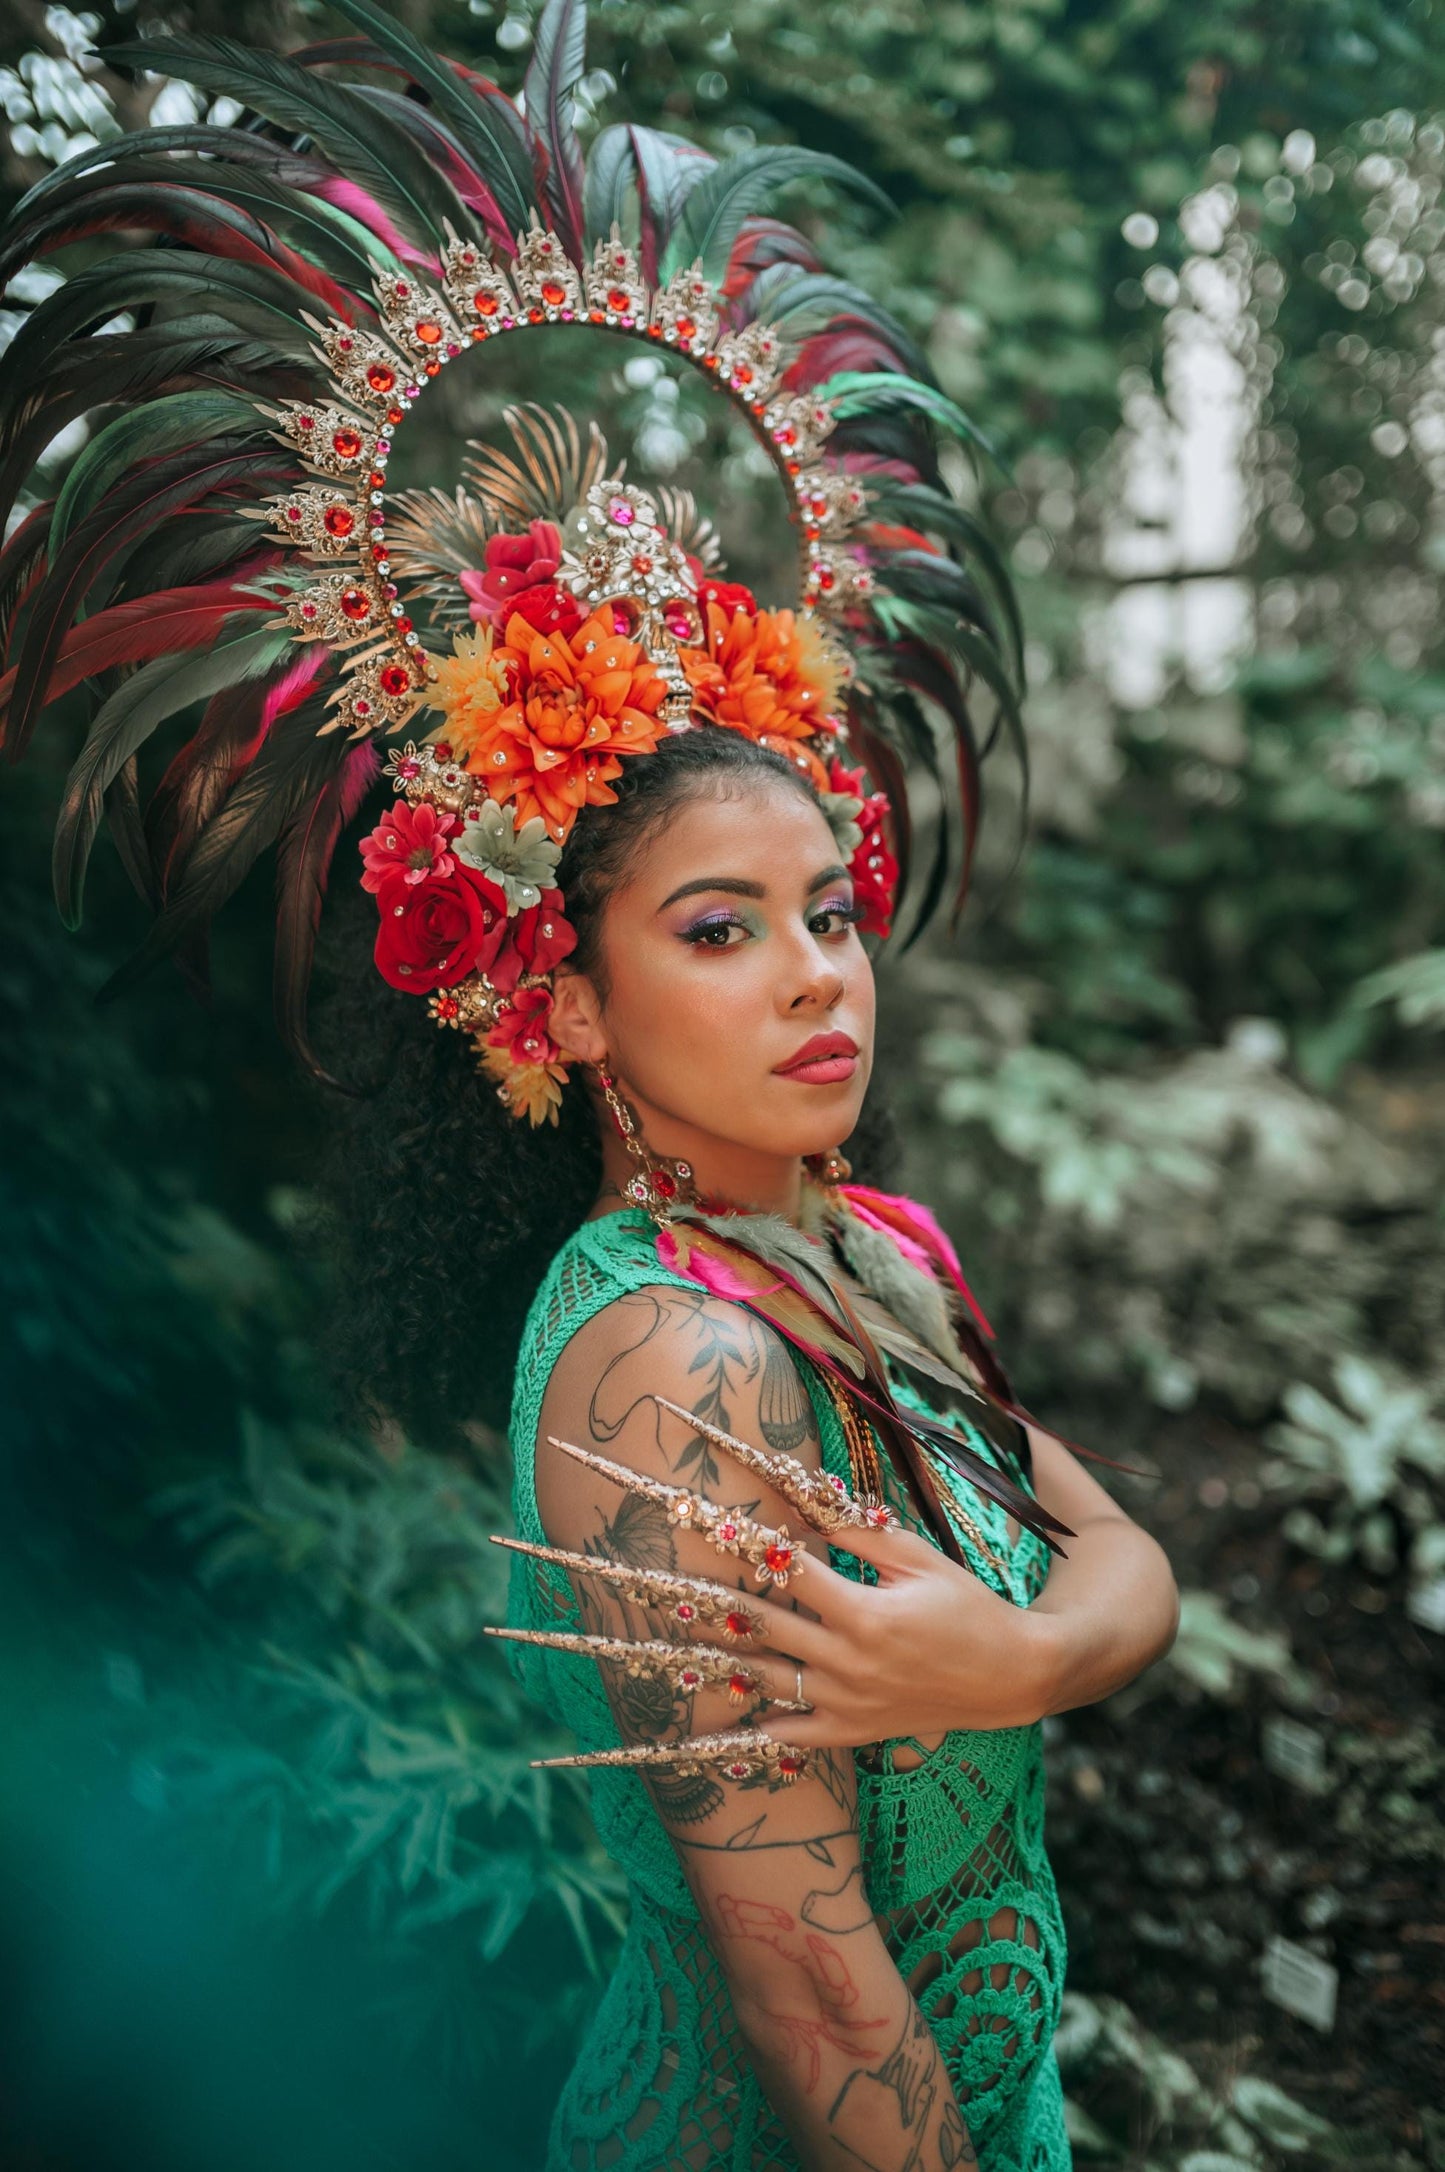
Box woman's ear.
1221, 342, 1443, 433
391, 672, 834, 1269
549, 965, 608, 1066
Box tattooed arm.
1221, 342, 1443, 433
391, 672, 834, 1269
534, 1287, 977, 2172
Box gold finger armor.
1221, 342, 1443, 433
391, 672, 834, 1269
488, 1534, 767, 1638
531, 1730, 811, 1784
651, 1395, 900, 1535
545, 1436, 806, 1589
484, 1625, 809, 1710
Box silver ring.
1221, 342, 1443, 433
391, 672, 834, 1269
794, 1662, 805, 1706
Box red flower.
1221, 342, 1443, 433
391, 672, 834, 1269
359, 800, 457, 891
486, 985, 560, 1068
499, 580, 583, 639
514, 887, 577, 977
697, 577, 758, 617
828, 758, 898, 940
372, 863, 509, 994
460, 520, 566, 627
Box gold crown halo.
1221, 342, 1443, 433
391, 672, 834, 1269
249, 219, 875, 742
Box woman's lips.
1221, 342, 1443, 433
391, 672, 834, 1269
773, 1031, 860, 1085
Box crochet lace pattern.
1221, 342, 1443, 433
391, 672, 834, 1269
505, 1209, 1072, 2172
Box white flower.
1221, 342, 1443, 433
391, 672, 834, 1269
818, 789, 865, 859
454, 798, 562, 913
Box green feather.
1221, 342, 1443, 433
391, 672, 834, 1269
53, 619, 288, 928
106, 35, 467, 255
53, 395, 259, 552
814, 370, 1002, 466
316, 0, 539, 237
659, 148, 893, 286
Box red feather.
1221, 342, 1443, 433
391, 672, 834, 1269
0, 569, 278, 744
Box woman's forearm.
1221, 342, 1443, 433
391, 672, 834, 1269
729, 1961, 977, 2170
1025, 1512, 1180, 1718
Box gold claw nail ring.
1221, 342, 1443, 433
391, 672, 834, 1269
546, 1435, 806, 1589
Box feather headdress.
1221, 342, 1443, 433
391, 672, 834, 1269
0, 0, 1022, 1079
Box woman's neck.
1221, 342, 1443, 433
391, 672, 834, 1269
594, 1097, 805, 1221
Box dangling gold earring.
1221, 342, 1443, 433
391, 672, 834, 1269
805, 1149, 852, 1188
595, 1065, 697, 1227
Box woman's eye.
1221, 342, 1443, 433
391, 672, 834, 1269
811, 900, 863, 937
682, 915, 750, 949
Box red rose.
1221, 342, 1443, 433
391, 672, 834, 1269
459, 520, 565, 627
514, 888, 577, 977
503, 581, 583, 639
372, 863, 509, 994
486, 985, 560, 1067
698, 577, 758, 617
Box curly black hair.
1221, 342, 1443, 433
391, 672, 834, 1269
310, 730, 900, 1446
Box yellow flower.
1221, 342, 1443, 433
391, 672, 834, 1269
477, 1039, 568, 1126
429, 625, 511, 759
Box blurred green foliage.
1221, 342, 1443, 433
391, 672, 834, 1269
4, 0, 1445, 2166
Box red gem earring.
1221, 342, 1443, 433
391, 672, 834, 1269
595, 1065, 697, 1226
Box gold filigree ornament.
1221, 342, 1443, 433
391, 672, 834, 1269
249, 219, 871, 753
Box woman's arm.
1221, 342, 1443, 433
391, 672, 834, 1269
517, 1392, 1179, 1754
531, 1286, 978, 2171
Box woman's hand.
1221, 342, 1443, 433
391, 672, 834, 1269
489, 1393, 1061, 1764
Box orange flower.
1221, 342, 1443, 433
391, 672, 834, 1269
452, 609, 668, 843
681, 604, 840, 782
429, 625, 510, 759
478, 1039, 568, 1126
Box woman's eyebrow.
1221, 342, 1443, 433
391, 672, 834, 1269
657, 864, 850, 912
657, 876, 766, 910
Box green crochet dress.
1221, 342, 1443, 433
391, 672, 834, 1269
505, 1207, 1072, 2172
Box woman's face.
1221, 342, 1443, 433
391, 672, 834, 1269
554, 780, 876, 1168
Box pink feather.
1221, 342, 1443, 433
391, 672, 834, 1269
308, 175, 438, 274
840, 1184, 996, 1338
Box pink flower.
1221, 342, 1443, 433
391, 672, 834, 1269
459, 520, 566, 628
360, 801, 458, 891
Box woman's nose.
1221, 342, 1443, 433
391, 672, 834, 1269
787, 954, 845, 1011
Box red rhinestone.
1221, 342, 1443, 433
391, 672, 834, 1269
777, 1756, 804, 1779
631, 553, 653, 575
331, 427, 362, 459
725, 1611, 750, 1637
786, 460, 802, 475
285, 507, 303, 522
323, 505, 355, 538
680, 1669, 702, 1689
816, 567, 835, 591
395, 615, 412, 632
369, 470, 386, 489
540, 280, 567, 307
473, 291, 499, 316
380, 664, 412, 698
434, 995, 460, 1020
366, 363, 396, 395
296, 413, 315, 430
764, 1543, 793, 1575
588, 309, 605, 324
386, 406, 404, 425
717, 1521, 738, 1542
606, 286, 630, 311
527, 306, 543, 323
339, 587, 372, 622
675, 1602, 696, 1622
735, 364, 754, 385
676, 315, 696, 339
729, 1673, 751, 1698
652, 1169, 677, 1198
394, 282, 410, 300
415, 319, 443, 345
371, 544, 387, 561
432, 742, 452, 761
353, 697, 372, 716
424, 360, 441, 377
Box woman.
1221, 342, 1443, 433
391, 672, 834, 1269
0, 1, 1177, 2164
